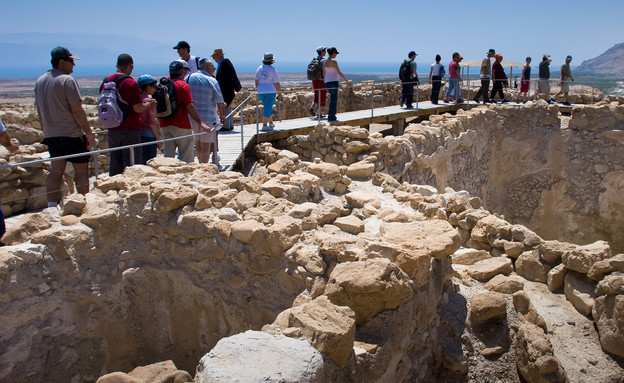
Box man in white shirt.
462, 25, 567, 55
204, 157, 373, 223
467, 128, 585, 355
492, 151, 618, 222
174, 40, 199, 73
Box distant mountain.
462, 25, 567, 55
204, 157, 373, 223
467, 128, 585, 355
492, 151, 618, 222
0, 32, 213, 78
578, 42, 624, 76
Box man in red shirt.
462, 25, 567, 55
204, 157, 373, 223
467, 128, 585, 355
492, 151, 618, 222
101, 54, 156, 176
159, 60, 211, 163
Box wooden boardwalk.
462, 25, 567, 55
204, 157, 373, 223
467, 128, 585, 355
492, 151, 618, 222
217, 101, 481, 171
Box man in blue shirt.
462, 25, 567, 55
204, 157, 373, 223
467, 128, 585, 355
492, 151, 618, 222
186, 58, 226, 164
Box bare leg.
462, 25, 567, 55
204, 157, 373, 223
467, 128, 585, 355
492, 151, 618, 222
72, 162, 90, 195
47, 159, 67, 204
211, 142, 218, 167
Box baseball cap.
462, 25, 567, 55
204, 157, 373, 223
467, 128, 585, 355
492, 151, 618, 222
137, 74, 157, 87
51, 46, 79, 60
566, 55, 573, 61
488, 48, 496, 54
173, 41, 190, 50
316, 46, 326, 53
408, 51, 417, 57
169, 60, 189, 74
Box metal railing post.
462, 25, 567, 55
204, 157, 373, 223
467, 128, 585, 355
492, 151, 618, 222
241, 107, 245, 169
256, 95, 260, 144
129, 148, 135, 166
416, 83, 419, 112
381, 82, 385, 107
370, 82, 374, 123
278, 94, 282, 122
317, 88, 321, 120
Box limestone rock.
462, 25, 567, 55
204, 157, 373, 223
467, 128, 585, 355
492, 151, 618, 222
516, 323, 567, 383
469, 292, 507, 323
457, 209, 489, 231
546, 264, 567, 292
538, 240, 576, 264
325, 258, 413, 325
516, 250, 551, 283
593, 293, 624, 358
2, 212, 52, 245
588, 253, 624, 281
344, 190, 381, 209
346, 161, 375, 179
231, 220, 265, 244
61, 193, 86, 216
564, 270, 597, 316
287, 296, 356, 368
471, 215, 512, 245
467, 257, 513, 281
379, 220, 461, 261
596, 273, 624, 296
333, 215, 365, 235
195, 330, 338, 382
267, 158, 295, 174
452, 248, 491, 265
79, 199, 120, 238
285, 244, 326, 275
511, 224, 544, 247
503, 241, 525, 259
127, 360, 188, 382
484, 274, 525, 294
562, 240, 612, 274
307, 162, 341, 179
288, 202, 317, 219
512, 291, 548, 332
96, 372, 142, 383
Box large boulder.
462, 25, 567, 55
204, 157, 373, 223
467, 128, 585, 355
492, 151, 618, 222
2, 212, 52, 245
564, 270, 597, 316
593, 274, 624, 358
562, 240, 612, 274
325, 258, 413, 325
516, 250, 551, 283
452, 248, 491, 266
287, 296, 356, 368
467, 257, 513, 281
484, 274, 525, 294
378, 220, 461, 261
587, 254, 624, 281
195, 331, 339, 382
469, 292, 507, 323
515, 323, 568, 383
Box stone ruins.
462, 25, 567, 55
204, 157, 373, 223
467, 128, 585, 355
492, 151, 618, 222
0, 85, 623, 382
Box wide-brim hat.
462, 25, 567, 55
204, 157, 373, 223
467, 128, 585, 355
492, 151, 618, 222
263, 52, 275, 64
212, 49, 224, 58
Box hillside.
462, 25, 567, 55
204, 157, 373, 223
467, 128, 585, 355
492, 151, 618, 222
578, 42, 624, 75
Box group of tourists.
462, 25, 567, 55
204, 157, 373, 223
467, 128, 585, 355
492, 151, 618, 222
398, 49, 575, 106
305, 46, 351, 122
33, 42, 243, 209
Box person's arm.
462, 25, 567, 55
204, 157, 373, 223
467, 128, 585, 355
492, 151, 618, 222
70, 100, 95, 150
428, 67, 433, 84
336, 63, 349, 83
217, 102, 226, 124
254, 80, 259, 89
132, 98, 157, 113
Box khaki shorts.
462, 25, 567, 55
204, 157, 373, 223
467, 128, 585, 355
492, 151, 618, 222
537, 79, 550, 94
561, 76, 571, 93
191, 120, 216, 143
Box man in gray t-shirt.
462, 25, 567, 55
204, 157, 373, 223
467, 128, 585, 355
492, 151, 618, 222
34, 46, 95, 207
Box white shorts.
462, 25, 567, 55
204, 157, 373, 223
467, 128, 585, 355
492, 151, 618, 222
191, 120, 216, 143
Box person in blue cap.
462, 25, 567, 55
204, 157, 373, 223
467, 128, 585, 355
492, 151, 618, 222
136, 75, 162, 164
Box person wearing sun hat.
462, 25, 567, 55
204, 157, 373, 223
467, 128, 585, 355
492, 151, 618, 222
551, 55, 574, 105
35, 46, 96, 207
254, 52, 282, 131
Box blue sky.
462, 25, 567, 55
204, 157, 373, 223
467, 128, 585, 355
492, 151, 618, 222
1, 0, 623, 68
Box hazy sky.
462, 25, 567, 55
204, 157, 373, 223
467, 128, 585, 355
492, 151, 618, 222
1, 0, 622, 65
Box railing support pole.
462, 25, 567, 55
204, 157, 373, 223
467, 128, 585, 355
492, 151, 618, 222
256, 95, 260, 144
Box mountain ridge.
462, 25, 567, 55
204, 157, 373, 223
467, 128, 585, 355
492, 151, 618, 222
578, 42, 624, 75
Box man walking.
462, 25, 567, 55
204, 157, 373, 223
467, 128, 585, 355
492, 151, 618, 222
186, 58, 226, 164
473, 48, 495, 103
160, 60, 211, 163
551, 55, 574, 105
101, 54, 156, 176
174, 41, 199, 73
309, 46, 327, 116
535, 55, 553, 103
399, 51, 419, 108
35, 46, 96, 207
212, 49, 242, 131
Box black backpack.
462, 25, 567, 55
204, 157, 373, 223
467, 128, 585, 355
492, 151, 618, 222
153, 77, 179, 119
399, 60, 412, 82
307, 58, 323, 81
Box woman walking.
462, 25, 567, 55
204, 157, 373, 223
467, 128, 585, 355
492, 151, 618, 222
254, 52, 282, 131
489, 54, 508, 103
428, 54, 444, 104
323, 47, 350, 122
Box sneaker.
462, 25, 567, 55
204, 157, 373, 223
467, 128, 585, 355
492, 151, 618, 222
399, 97, 404, 107
269, 122, 275, 129
261, 124, 272, 131
308, 107, 315, 116
513, 97, 519, 103
456, 98, 464, 104
211, 154, 221, 164
501, 99, 509, 103
548, 100, 555, 104
561, 100, 572, 106
472, 97, 479, 103
550, 97, 556, 103
443, 98, 449, 103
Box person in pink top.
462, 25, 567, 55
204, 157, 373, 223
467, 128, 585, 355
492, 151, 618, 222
136, 75, 162, 164
444, 52, 463, 104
